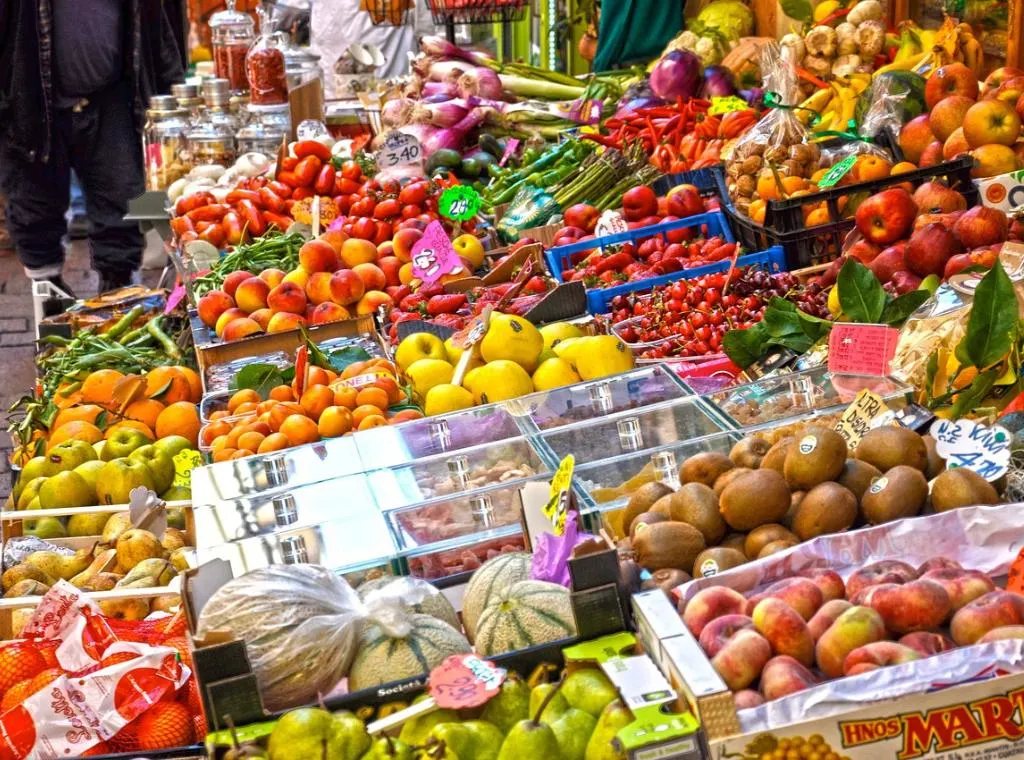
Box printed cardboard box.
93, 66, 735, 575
975, 168, 1024, 212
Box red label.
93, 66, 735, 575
428, 654, 506, 709
499, 139, 519, 167
828, 323, 899, 376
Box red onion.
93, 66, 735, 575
457, 67, 504, 100
420, 36, 494, 66
700, 66, 737, 99
427, 59, 471, 83
421, 80, 459, 99
421, 108, 486, 155
397, 122, 440, 146
650, 49, 704, 101
411, 100, 470, 128
381, 98, 415, 127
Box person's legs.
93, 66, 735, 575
70, 84, 144, 290
67, 170, 88, 240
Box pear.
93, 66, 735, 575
332, 710, 372, 760
152, 594, 180, 613
82, 572, 121, 591
99, 597, 150, 620
428, 723, 476, 760
166, 505, 188, 528
495, 717, 561, 760
102, 512, 132, 544
430, 721, 502, 760
583, 700, 632, 760
4, 579, 51, 597
360, 736, 413, 760
398, 695, 458, 745
117, 558, 175, 588
26, 547, 93, 580
115, 529, 163, 571
2, 563, 57, 593
48, 440, 97, 472
169, 546, 194, 572
481, 673, 531, 733
68, 511, 112, 537
552, 708, 597, 760
69, 548, 117, 588
161, 527, 187, 554
15, 477, 46, 510
25, 517, 66, 539
563, 670, 618, 718
38, 471, 94, 510
529, 682, 569, 724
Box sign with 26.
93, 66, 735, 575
439, 185, 482, 221
376, 131, 422, 171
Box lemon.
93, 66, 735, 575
424, 384, 475, 416
395, 333, 448, 372
463, 366, 483, 391
532, 358, 582, 391
539, 322, 584, 351
561, 336, 635, 380
813, 0, 840, 22
827, 286, 841, 317
468, 360, 534, 404
480, 314, 543, 373
552, 337, 582, 358
406, 358, 454, 401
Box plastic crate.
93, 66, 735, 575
650, 165, 731, 198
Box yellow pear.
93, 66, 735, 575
468, 360, 534, 405
395, 333, 447, 372
532, 358, 582, 391
560, 336, 635, 380
480, 314, 543, 373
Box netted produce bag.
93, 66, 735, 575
816, 75, 906, 167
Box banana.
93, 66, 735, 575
875, 50, 931, 76
956, 24, 983, 75
799, 88, 835, 125
894, 26, 922, 62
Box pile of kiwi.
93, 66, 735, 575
622, 422, 1002, 592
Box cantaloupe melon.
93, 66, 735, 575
473, 580, 577, 656
348, 614, 471, 691
357, 576, 460, 630
462, 552, 532, 642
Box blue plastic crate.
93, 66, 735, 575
649, 164, 728, 198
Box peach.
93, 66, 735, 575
698, 614, 754, 658
319, 229, 349, 254
760, 655, 817, 701
266, 312, 307, 334
341, 238, 378, 268
267, 281, 308, 315
310, 302, 350, 326
222, 270, 253, 298
845, 561, 918, 600
304, 304, 316, 322
899, 631, 956, 656
248, 308, 273, 331
815, 606, 886, 678
234, 276, 271, 313
849, 582, 899, 606
808, 599, 853, 642
918, 557, 962, 574
283, 268, 310, 289
861, 579, 952, 634
329, 269, 365, 306
920, 568, 996, 611
746, 578, 823, 622
733, 690, 764, 710
299, 239, 340, 273
681, 586, 747, 637
260, 268, 286, 289
376, 240, 395, 258
971, 144, 1020, 178
798, 568, 845, 604
197, 289, 235, 328
843, 641, 922, 676
399, 262, 415, 286
221, 317, 263, 342
378, 256, 403, 287
352, 262, 387, 292
356, 290, 394, 316
392, 228, 423, 263
950, 591, 1024, 645
978, 625, 1024, 643
752, 598, 814, 666
215, 307, 247, 336
306, 271, 335, 305
710, 629, 772, 691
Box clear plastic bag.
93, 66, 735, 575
818, 76, 904, 167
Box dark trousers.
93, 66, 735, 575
0, 82, 144, 279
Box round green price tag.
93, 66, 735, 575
439, 185, 482, 221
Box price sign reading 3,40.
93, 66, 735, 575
377, 131, 422, 170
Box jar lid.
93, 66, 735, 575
247, 102, 290, 115
171, 83, 199, 99
209, 0, 254, 29
149, 94, 178, 110
201, 78, 231, 96
147, 107, 188, 120
230, 94, 251, 108
205, 91, 232, 108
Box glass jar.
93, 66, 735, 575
210, 0, 254, 92
143, 96, 191, 191
245, 4, 288, 106
186, 99, 236, 167
173, 83, 205, 125
230, 93, 251, 125
237, 104, 290, 155
278, 33, 323, 91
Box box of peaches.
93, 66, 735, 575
0, 581, 201, 758
634, 502, 1024, 757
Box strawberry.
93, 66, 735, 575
425, 294, 467, 316
0, 644, 46, 693
131, 701, 194, 750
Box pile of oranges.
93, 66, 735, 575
199, 359, 424, 462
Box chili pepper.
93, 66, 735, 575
258, 187, 287, 213
292, 187, 313, 201
263, 211, 293, 231
146, 318, 180, 359
278, 170, 301, 188
185, 204, 230, 223
237, 199, 266, 237
223, 211, 245, 246
225, 189, 263, 206
820, 6, 850, 24
199, 222, 227, 248
294, 155, 322, 187
173, 191, 217, 216
293, 140, 332, 161
267, 180, 292, 199
314, 164, 336, 195
105, 305, 144, 341
595, 252, 633, 274
795, 67, 830, 90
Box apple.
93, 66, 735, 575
984, 67, 1024, 93
563, 203, 600, 233
919, 141, 944, 168
854, 188, 918, 244
929, 95, 975, 143
912, 182, 967, 214
899, 115, 937, 164
667, 184, 705, 218
891, 270, 924, 294
915, 211, 965, 232
128, 445, 175, 493
846, 239, 882, 264
395, 332, 448, 372
868, 243, 907, 283
906, 223, 965, 278
963, 100, 1022, 148
153, 435, 193, 461
943, 127, 970, 160
451, 234, 485, 270
102, 429, 150, 461
925, 63, 980, 109
95, 458, 156, 506
622, 186, 658, 222
989, 77, 1024, 107
971, 144, 1020, 178
953, 206, 1010, 248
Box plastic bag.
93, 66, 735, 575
817, 75, 904, 167
530, 511, 595, 587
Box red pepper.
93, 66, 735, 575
226, 189, 263, 206
237, 199, 266, 237
293, 140, 332, 162
314, 164, 336, 195
267, 180, 292, 199
258, 187, 287, 213
223, 211, 245, 246
185, 204, 230, 223
294, 155, 322, 187
199, 222, 226, 248
263, 211, 293, 231
292, 187, 313, 201
174, 191, 216, 216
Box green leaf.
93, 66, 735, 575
763, 308, 803, 338
795, 310, 832, 339
962, 264, 1018, 369
779, 0, 812, 21
234, 363, 285, 397
880, 290, 929, 326
723, 323, 769, 368
326, 346, 372, 373
281, 366, 296, 383
837, 258, 886, 323
951, 366, 1001, 419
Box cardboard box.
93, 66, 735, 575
975, 168, 1024, 212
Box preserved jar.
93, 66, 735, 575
143, 95, 191, 191
246, 4, 288, 106
172, 82, 205, 125
237, 104, 290, 155
187, 94, 237, 167
279, 33, 323, 91
210, 0, 254, 92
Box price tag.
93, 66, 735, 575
376, 131, 422, 171
428, 654, 506, 709
930, 418, 1012, 481
594, 210, 628, 238
164, 283, 186, 314
499, 138, 519, 167
410, 221, 463, 286
439, 185, 482, 222
709, 96, 750, 115
172, 448, 202, 489
817, 155, 857, 189
828, 323, 900, 376
544, 454, 574, 535
834, 389, 891, 448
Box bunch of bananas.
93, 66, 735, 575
795, 73, 872, 132
875, 17, 983, 78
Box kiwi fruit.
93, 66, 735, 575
692, 547, 747, 578
854, 427, 928, 473
721, 533, 748, 552
760, 437, 796, 473
680, 451, 733, 488
837, 459, 882, 501
719, 469, 792, 531
922, 435, 945, 479
759, 539, 798, 558
629, 512, 668, 538
633, 522, 706, 572
860, 465, 928, 524
930, 468, 1000, 512
792, 482, 858, 541
640, 568, 691, 593
744, 524, 798, 559
783, 427, 848, 490
730, 436, 772, 469
783, 491, 805, 529
714, 467, 751, 497
622, 482, 674, 535
652, 483, 726, 545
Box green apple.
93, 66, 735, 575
95, 458, 156, 505
16, 477, 47, 510
39, 471, 94, 509
19, 456, 54, 484
102, 429, 150, 461
73, 460, 107, 500
48, 440, 97, 472
93, 440, 106, 458
153, 435, 193, 461
128, 445, 175, 493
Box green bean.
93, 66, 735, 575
146, 319, 180, 359
105, 305, 144, 341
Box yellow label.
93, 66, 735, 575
834, 390, 891, 448
544, 455, 575, 535
172, 448, 202, 489
709, 96, 750, 115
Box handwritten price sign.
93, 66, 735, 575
930, 418, 1012, 481
429, 654, 506, 709
410, 221, 463, 286
377, 131, 422, 171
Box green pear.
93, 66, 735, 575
359, 736, 413, 760
429, 721, 502, 760
332, 710, 372, 760
563, 670, 618, 718
495, 718, 561, 760
19, 456, 54, 484
428, 723, 475, 760
153, 435, 193, 461
552, 708, 597, 760
26, 547, 92, 580
16, 477, 47, 510
267, 707, 369, 760
102, 429, 150, 461
48, 440, 97, 472
39, 471, 94, 509
95, 458, 155, 505
398, 695, 458, 745
74, 460, 107, 500
25, 517, 66, 539
583, 700, 632, 760
481, 673, 530, 734
530, 682, 569, 724
128, 444, 175, 493
67, 512, 113, 537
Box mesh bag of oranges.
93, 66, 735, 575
0, 581, 203, 758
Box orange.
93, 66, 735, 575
748, 199, 766, 225
268, 385, 295, 402
806, 206, 831, 227
123, 399, 165, 433
213, 447, 238, 462
257, 432, 290, 453
237, 431, 265, 452
145, 367, 191, 405
81, 369, 125, 407
228, 389, 262, 413
47, 420, 103, 450
280, 414, 320, 447
234, 401, 258, 415
780, 176, 807, 195
852, 155, 891, 182
269, 402, 306, 432
333, 385, 359, 410
756, 173, 783, 200
176, 366, 203, 403
230, 449, 252, 459
355, 387, 389, 411
810, 168, 829, 184
318, 406, 354, 438
201, 420, 231, 446
52, 404, 106, 431
372, 376, 403, 405
357, 414, 388, 430
353, 404, 385, 427
155, 401, 201, 447
300, 386, 335, 420
104, 420, 153, 441
891, 161, 917, 175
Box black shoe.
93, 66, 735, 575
97, 271, 134, 294
68, 214, 88, 240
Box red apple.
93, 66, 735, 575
855, 188, 918, 244
953, 206, 1010, 248
622, 186, 658, 222
667, 184, 706, 217
929, 95, 976, 143
919, 141, 944, 168
915, 211, 966, 232
563, 203, 600, 233
912, 182, 967, 214
846, 239, 882, 264
868, 243, 908, 283
963, 99, 1022, 148
899, 115, 937, 165
906, 223, 965, 278
944, 253, 974, 279
925, 63, 980, 110
988, 77, 1024, 107
943, 128, 970, 160
891, 271, 924, 294
985, 67, 1024, 93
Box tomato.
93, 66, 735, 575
314, 164, 336, 195
340, 160, 363, 181
263, 211, 293, 231
185, 204, 230, 223
277, 170, 301, 188
258, 187, 287, 213
334, 177, 362, 195
280, 156, 299, 171
373, 199, 400, 219
398, 182, 428, 206
222, 211, 245, 246
237, 200, 266, 237
225, 189, 262, 206
199, 222, 226, 248
397, 218, 427, 231
173, 191, 216, 216
373, 220, 392, 245
294, 155, 322, 187
292, 140, 332, 161
350, 197, 376, 218
379, 178, 401, 195
333, 194, 354, 214
363, 178, 381, 192
341, 223, 354, 236
416, 213, 436, 225
267, 181, 292, 199
401, 204, 422, 219
351, 217, 377, 240
425, 196, 439, 213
